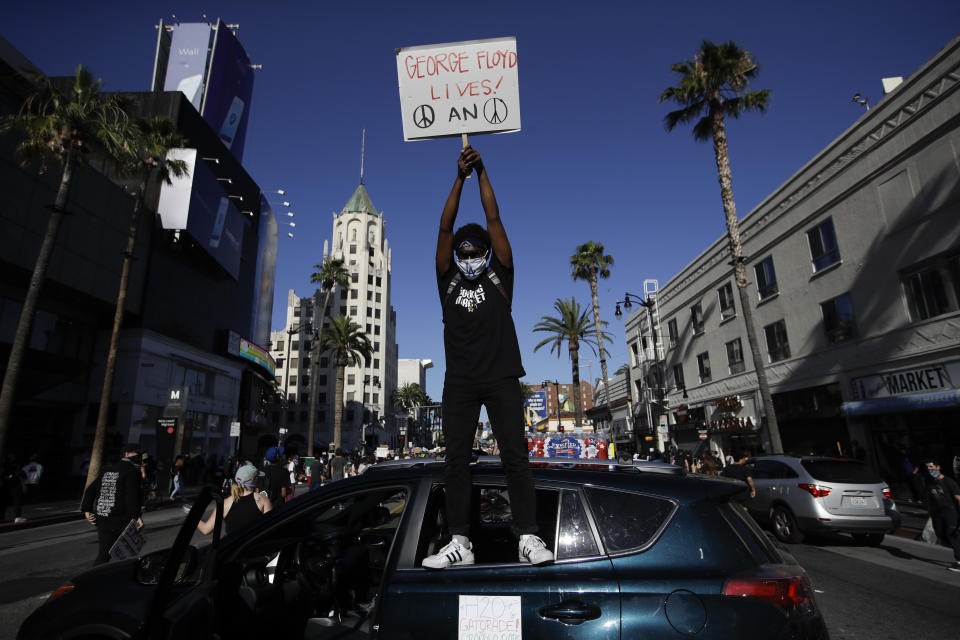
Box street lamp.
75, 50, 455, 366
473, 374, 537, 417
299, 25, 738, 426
542, 379, 564, 433
615, 291, 666, 451
852, 92, 870, 111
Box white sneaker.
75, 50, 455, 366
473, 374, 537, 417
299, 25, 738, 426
13, 517, 27, 524
519, 534, 554, 565
423, 536, 474, 569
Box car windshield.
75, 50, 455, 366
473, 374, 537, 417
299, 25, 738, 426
800, 459, 880, 484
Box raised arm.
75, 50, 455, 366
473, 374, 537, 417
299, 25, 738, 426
436, 150, 473, 275
471, 148, 512, 268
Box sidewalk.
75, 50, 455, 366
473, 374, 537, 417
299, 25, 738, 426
0, 486, 205, 533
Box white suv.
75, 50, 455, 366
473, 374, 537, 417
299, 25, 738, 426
744, 456, 901, 545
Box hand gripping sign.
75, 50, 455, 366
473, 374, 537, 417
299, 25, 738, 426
396, 37, 521, 142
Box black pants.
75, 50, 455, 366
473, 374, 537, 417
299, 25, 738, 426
932, 510, 960, 561
94, 521, 126, 566
442, 377, 536, 537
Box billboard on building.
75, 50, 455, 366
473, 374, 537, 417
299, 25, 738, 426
156, 148, 245, 280
524, 391, 547, 428
162, 23, 213, 110
202, 19, 255, 160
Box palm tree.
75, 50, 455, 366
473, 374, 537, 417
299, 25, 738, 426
659, 39, 782, 454
87, 118, 188, 489
392, 382, 428, 415
319, 315, 372, 450
614, 364, 630, 377
306, 257, 350, 456
533, 298, 612, 430
571, 241, 614, 389
0, 65, 133, 464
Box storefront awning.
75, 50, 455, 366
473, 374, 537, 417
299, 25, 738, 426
841, 389, 960, 416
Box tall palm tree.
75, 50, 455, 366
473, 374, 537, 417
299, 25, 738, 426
571, 241, 614, 389
86, 118, 188, 489
533, 298, 612, 430
391, 382, 428, 414
0, 65, 133, 464
306, 257, 350, 456
319, 315, 372, 450
659, 40, 782, 454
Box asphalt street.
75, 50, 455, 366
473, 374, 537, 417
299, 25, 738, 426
0, 511, 957, 639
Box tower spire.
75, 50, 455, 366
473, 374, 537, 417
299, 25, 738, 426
359, 128, 365, 185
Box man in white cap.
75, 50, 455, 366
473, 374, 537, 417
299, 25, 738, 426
422, 146, 553, 569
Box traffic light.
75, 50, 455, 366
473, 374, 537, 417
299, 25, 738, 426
558, 423, 564, 433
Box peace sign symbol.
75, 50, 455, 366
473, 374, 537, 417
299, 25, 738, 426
483, 98, 507, 125
413, 104, 435, 129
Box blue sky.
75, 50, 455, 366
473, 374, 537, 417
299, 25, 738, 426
4, 1, 958, 402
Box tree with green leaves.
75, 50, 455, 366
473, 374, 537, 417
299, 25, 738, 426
319, 315, 373, 450
659, 39, 782, 454
306, 257, 350, 456
392, 382, 429, 415
533, 298, 612, 430
614, 364, 630, 377
571, 241, 614, 389
0, 65, 134, 465
87, 117, 189, 489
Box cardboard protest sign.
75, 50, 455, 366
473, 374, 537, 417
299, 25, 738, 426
458, 594, 521, 640
396, 37, 520, 141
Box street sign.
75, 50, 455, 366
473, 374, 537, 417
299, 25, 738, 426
162, 386, 188, 417
396, 37, 521, 141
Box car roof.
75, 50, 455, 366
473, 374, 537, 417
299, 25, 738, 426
753, 455, 865, 463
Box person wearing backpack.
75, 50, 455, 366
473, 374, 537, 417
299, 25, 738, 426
421, 145, 552, 570
923, 458, 960, 572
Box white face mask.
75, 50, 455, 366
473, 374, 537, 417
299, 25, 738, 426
455, 251, 489, 280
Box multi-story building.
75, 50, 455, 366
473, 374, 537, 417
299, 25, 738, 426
625, 36, 960, 487
398, 358, 433, 391
536, 381, 594, 431
270, 183, 398, 453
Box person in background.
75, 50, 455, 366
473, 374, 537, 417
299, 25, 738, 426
922, 459, 960, 572
309, 456, 326, 490
198, 463, 272, 536
263, 446, 289, 506
721, 452, 756, 508
169, 455, 184, 500
329, 449, 347, 481
2, 454, 26, 523
81, 444, 144, 565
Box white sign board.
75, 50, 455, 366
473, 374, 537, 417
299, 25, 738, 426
397, 37, 520, 141
458, 595, 521, 640
376, 446, 389, 459
230, 421, 241, 437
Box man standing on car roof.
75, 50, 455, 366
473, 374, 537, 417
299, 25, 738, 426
923, 459, 960, 572
422, 145, 553, 570
81, 443, 144, 565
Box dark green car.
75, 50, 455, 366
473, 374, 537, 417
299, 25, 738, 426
19, 458, 828, 639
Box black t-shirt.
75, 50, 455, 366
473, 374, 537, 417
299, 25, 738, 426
264, 463, 289, 503
722, 463, 750, 483
926, 476, 960, 513
437, 253, 525, 383
81, 458, 142, 523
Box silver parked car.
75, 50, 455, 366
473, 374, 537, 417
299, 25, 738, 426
743, 456, 900, 545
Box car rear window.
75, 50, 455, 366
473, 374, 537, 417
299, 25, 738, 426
584, 487, 675, 553
800, 460, 880, 483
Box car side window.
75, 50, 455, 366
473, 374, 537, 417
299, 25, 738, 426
769, 461, 798, 479
557, 490, 599, 560
584, 487, 676, 553
751, 460, 776, 479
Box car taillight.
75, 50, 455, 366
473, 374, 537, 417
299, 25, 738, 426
882, 487, 892, 499
797, 483, 831, 498
724, 571, 816, 614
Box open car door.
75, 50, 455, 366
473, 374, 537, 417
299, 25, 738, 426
138, 485, 223, 639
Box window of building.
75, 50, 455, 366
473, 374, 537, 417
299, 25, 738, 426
374, 342, 380, 352
369, 248, 375, 258
821, 293, 856, 343
347, 392, 355, 402
349, 289, 357, 299
351, 273, 359, 283
691, 303, 704, 334
807, 218, 840, 272
289, 376, 297, 387
348, 374, 355, 385
718, 283, 736, 320
630, 341, 639, 367
301, 375, 309, 387
319, 393, 326, 403
366, 323, 372, 333
275, 358, 284, 369
319, 375, 327, 384
696, 352, 711, 383
366, 307, 372, 317
275, 376, 282, 385
293, 305, 301, 317
350, 306, 357, 316
340, 289, 348, 299
375, 308, 381, 319
350, 244, 357, 254
173, 364, 213, 397
290, 358, 298, 370
320, 359, 328, 369
375, 292, 382, 303
367, 291, 373, 301
339, 306, 346, 316
667, 319, 678, 347
764, 320, 791, 362
373, 393, 379, 404
363, 392, 370, 403
726, 338, 745, 374
753, 256, 780, 300
902, 259, 958, 322
368, 275, 374, 285
291, 341, 299, 351
673, 364, 685, 390
376, 277, 382, 287
374, 358, 380, 368
304, 305, 313, 317
375, 325, 381, 335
